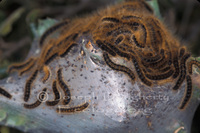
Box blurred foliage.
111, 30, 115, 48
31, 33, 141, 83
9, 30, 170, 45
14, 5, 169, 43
30, 18, 57, 38
0, 7, 25, 36
147, 0, 162, 19
0, 0, 200, 133
158, 0, 200, 56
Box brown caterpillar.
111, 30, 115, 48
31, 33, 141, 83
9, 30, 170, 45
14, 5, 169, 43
24, 88, 47, 109
42, 65, 51, 83
39, 20, 69, 47
179, 75, 192, 110
103, 52, 135, 81
7, 58, 36, 74
132, 57, 152, 86
56, 102, 89, 113
173, 53, 191, 90
146, 69, 174, 80
46, 81, 60, 106
188, 60, 200, 74
57, 68, 71, 105
60, 43, 78, 57
0, 87, 12, 99
24, 70, 39, 102
19, 60, 36, 76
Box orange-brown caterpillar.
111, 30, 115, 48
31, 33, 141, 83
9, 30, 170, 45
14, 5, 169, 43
60, 43, 78, 57
44, 53, 58, 65
6, 0, 200, 112
115, 36, 124, 45
7, 58, 36, 75
179, 47, 186, 58
172, 53, 180, 79
39, 20, 69, 47
132, 57, 152, 86
96, 40, 116, 56
188, 60, 200, 74
42, 66, 51, 83
24, 70, 38, 102
145, 69, 174, 80
103, 52, 135, 81
173, 53, 191, 90
56, 102, 89, 113
19, 60, 36, 76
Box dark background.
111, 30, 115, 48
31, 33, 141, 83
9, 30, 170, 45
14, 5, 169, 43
0, 0, 200, 132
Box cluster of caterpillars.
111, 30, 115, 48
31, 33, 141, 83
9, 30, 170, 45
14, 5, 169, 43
22, 68, 89, 113
0, 0, 200, 113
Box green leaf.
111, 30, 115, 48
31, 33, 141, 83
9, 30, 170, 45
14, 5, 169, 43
0, 8, 25, 36
146, 0, 162, 19
6, 114, 27, 126
0, 109, 7, 122
30, 18, 57, 38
